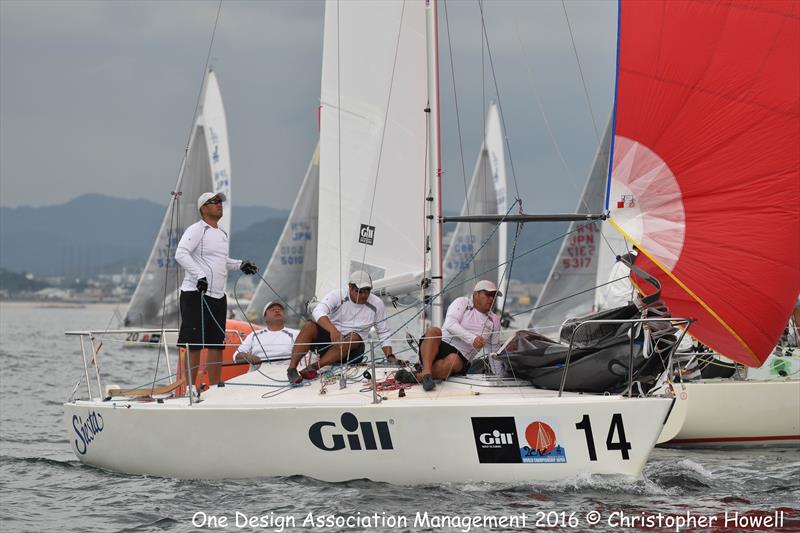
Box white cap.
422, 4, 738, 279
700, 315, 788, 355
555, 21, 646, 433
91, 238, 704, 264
348, 270, 373, 289
473, 280, 502, 296
262, 300, 285, 316
197, 192, 227, 211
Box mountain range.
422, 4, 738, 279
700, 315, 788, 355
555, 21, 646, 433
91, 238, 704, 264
0, 194, 565, 283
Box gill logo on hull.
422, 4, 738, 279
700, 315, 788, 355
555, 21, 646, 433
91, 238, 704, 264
73, 411, 104, 455
309, 412, 393, 451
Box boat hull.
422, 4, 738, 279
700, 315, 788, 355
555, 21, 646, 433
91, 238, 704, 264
657, 380, 800, 447
65, 395, 671, 483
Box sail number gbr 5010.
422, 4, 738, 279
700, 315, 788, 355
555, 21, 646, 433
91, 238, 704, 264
576, 413, 632, 461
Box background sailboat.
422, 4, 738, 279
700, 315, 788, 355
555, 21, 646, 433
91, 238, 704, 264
123, 68, 232, 329
442, 102, 508, 310
526, 120, 616, 338
246, 144, 320, 326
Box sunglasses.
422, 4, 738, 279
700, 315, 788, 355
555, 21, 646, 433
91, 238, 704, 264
204, 197, 223, 205
349, 284, 371, 294
481, 291, 498, 298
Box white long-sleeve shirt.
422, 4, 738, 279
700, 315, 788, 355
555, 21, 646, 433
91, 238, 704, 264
596, 260, 634, 311
175, 220, 241, 298
234, 327, 300, 362
311, 287, 392, 348
442, 296, 501, 361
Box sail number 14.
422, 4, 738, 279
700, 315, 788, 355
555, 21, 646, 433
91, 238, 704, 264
575, 413, 631, 461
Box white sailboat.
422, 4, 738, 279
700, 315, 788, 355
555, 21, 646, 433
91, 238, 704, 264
246, 144, 320, 326
442, 102, 508, 310
63, 1, 677, 483
526, 120, 615, 339
123, 68, 232, 331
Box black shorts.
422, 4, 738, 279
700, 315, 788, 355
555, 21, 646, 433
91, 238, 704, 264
315, 328, 366, 361
177, 291, 227, 350
421, 338, 470, 374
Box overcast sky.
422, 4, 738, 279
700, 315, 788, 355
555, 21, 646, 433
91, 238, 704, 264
0, 0, 617, 214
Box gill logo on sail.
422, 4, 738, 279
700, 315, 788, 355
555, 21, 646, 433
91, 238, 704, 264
358, 224, 375, 246
308, 412, 394, 451
72, 411, 104, 455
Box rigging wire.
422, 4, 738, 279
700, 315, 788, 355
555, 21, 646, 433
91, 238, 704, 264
336, 0, 343, 293
149, 191, 181, 395
560, 0, 601, 144
442, 0, 474, 224
475, 0, 521, 206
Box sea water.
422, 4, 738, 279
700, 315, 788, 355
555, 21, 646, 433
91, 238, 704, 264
1, 303, 798, 532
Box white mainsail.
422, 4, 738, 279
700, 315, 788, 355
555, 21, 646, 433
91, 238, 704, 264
124, 69, 231, 328
526, 120, 616, 338
246, 144, 320, 324
316, 0, 428, 298
442, 102, 508, 307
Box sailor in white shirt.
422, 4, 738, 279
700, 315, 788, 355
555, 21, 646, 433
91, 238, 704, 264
233, 300, 299, 369
287, 271, 396, 383
174, 192, 258, 388
596, 250, 637, 311
396, 280, 502, 391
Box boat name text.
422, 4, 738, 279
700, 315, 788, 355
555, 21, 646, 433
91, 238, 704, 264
72, 410, 104, 455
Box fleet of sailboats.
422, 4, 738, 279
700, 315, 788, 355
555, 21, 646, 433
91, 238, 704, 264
63, 0, 799, 483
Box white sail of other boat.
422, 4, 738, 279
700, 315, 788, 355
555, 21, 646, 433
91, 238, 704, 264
124, 68, 231, 328
442, 102, 508, 308
526, 120, 623, 338
246, 144, 319, 325
316, 0, 428, 299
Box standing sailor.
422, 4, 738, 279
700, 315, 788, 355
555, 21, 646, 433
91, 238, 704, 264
175, 192, 258, 387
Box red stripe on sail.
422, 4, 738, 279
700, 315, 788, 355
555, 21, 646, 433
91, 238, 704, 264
614, 0, 800, 366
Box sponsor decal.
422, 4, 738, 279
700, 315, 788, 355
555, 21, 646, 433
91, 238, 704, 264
519, 421, 567, 463
616, 194, 636, 209
471, 417, 520, 463
471, 417, 567, 464
309, 412, 393, 451
72, 410, 104, 455
358, 224, 375, 246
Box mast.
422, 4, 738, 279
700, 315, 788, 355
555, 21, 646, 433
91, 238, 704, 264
425, 0, 443, 325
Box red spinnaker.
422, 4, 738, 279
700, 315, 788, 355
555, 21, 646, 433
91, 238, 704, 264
610, 0, 800, 366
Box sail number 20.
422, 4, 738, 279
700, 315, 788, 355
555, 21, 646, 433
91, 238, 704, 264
575, 414, 631, 461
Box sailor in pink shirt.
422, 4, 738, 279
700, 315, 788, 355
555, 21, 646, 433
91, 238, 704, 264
396, 280, 502, 391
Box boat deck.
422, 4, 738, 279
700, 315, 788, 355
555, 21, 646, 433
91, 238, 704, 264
98, 363, 628, 409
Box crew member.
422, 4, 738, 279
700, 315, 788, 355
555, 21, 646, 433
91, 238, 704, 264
234, 300, 299, 368
175, 191, 258, 388
286, 270, 396, 383
396, 280, 501, 391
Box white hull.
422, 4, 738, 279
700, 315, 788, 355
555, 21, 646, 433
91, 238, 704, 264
657, 379, 800, 447
65, 367, 672, 483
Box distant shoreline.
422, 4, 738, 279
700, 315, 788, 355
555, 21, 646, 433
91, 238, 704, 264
0, 300, 123, 309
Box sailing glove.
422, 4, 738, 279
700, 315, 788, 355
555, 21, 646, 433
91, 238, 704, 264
196, 277, 209, 293
240, 260, 259, 275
